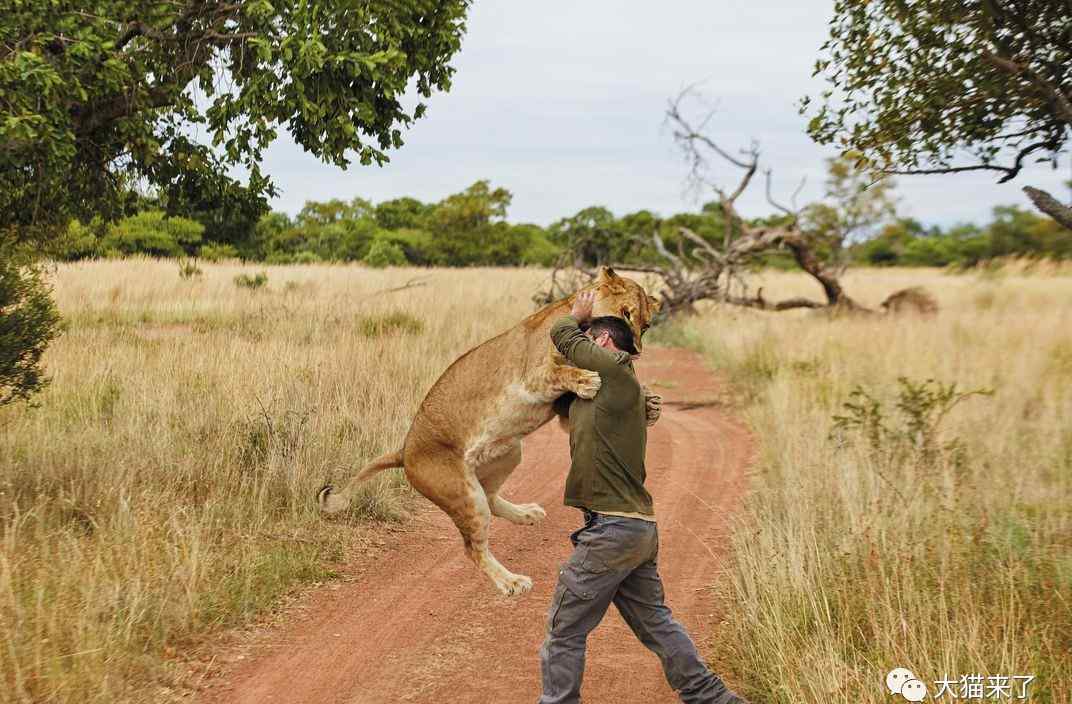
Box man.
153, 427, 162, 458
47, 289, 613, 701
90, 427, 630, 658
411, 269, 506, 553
538, 289, 746, 704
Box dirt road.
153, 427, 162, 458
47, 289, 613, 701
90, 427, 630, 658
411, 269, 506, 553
200, 347, 752, 704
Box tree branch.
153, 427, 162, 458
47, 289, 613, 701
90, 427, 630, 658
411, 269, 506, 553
884, 163, 1018, 178
1023, 186, 1072, 230
981, 51, 1072, 124
764, 168, 797, 219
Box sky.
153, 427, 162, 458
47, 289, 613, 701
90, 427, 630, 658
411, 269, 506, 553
256, 1, 1071, 227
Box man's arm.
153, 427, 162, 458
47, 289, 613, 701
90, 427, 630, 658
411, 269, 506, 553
550, 315, 624, 374
550, 290, 626, 374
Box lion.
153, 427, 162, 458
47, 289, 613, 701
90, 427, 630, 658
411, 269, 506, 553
881, 286, 939, 315
317, 267, 660, 596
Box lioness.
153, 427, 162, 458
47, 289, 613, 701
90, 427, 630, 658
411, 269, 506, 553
318, 267, 659, 596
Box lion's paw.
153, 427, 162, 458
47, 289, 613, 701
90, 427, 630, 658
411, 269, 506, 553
494, 571, 534, 597
515, 503, 546, 525
573, 371, 602, 400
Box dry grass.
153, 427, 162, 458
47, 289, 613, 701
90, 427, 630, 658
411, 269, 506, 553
6, 261, 1070, 703
0, 259, 545, 703
652, 268, 1072, 703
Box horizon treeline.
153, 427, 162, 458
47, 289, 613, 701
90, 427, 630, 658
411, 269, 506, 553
53, 179, 1072, 269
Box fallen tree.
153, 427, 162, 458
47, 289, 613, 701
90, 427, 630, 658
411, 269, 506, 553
537, 90, 935, 318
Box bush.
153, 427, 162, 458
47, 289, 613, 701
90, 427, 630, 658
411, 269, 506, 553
291, 251, 321, 264
519, 226, 563, 266
198, 243, 239, 261
178, 259, 203, 279
376, 228, 435, 265
99, 211, 204, 258
357, 311, 423, 337
0, 245, 62, 406
831, 377, 993, 465
363, 239, 407, 268
234, 272, 268, 290
56, 218, 104, 260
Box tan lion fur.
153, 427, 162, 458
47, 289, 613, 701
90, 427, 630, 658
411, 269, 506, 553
881, 286, 939, 315
318, 268, 659, 595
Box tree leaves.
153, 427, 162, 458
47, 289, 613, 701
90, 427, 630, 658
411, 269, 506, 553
805, 0, 1070, 187
0, 0, 472, 245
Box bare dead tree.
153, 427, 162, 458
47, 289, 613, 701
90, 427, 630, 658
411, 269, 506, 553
532, 251, 596, 306
664, 86, 866, 310
534, 89, 937, 317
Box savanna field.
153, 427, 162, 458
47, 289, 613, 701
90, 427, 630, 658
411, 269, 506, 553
2, 260, 1070, 703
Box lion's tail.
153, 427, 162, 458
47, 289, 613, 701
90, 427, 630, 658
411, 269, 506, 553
317, 449, 404, 514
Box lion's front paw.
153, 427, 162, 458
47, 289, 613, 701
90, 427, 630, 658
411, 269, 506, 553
515, 502, 546, 525
573, 371, 602, 399
644, 391, 662, 426
495, 572, 533, 597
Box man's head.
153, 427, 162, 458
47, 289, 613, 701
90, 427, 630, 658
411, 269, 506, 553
583, 267, 660, 354
583, 316, 638, 356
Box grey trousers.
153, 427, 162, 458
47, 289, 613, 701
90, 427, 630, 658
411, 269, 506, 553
537, 510, 742, 704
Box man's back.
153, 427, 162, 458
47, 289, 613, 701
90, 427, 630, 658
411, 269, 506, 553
550, 315, 654, 517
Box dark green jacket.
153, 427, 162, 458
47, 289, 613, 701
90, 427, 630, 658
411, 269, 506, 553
550, 315, 654, 516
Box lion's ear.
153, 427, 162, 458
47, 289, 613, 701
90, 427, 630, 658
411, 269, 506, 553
597, 266, 618, 281
647, 294, 661, 313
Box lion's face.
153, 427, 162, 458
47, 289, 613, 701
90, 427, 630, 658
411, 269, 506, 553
588, 267, 660, 353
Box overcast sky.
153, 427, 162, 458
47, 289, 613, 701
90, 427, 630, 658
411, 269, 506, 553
257, 1, 1070, 227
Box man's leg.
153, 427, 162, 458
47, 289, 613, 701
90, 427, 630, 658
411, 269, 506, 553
539, 514, 644, 704
537, 572, 616, 704
612, 558, 745, 704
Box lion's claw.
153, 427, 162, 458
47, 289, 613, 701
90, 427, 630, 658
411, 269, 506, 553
574, 371, 602, 399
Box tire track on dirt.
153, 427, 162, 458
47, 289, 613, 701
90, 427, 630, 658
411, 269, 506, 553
199, 347, 752, 704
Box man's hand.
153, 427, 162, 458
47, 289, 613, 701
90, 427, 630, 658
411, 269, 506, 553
642, 386, 662, 427
571, 290, 595, 324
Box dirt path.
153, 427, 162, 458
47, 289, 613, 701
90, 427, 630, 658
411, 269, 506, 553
199, 347, 752, 704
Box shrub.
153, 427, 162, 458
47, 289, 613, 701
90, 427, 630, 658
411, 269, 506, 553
831, 377, 993, 465
178, 259, 203, 279
234, 272, 268, 290
357, 311, 423, 337
291, 251, 321, 264
376, 228, 435, 265
363, 239, 407, 268
519, 225, 563, 266
198, 243, 239, 261
56, 218, 105, 260
0, 245, 62, 406
99, 211, 204, 257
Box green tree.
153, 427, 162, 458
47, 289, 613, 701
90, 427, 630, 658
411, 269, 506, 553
374, 197, 433, 230
515, 224, 561, 266
985, 205, 1072, 259
0, 242, 60, 406
427, 181, 525, 265
1, 0, 470, 401
801, 155, 898, 265
363, 238, 407, 268
805, 0, 1072, 229
98, 211, 204, 258
1, 1, 471, 246
548, 207, 622, 266
296, 198, 375, 228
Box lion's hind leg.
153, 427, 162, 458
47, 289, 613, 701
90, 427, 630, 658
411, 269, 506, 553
478, 441, 546, 526
406, 448, 533, 596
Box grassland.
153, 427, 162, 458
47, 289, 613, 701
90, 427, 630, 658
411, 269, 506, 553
653, 267, 1072, 703
0, 260, 546, 703
3, 260, 1069, 703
